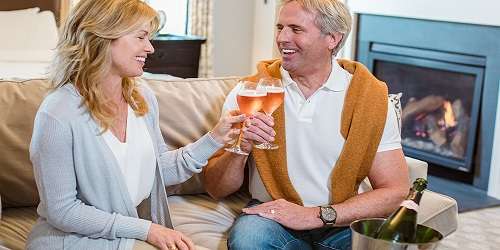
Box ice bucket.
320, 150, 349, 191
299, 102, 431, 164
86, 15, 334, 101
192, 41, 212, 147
350, 218, 443, 250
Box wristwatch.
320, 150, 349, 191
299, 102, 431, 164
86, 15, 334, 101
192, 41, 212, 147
319, 206, 337, 226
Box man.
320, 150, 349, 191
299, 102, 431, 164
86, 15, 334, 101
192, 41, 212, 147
203, 0, 410, 249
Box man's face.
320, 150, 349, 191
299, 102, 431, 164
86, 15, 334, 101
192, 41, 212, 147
275, 1, 337, 75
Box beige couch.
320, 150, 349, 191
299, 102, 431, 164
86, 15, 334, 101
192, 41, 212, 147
0, 77, 458, 250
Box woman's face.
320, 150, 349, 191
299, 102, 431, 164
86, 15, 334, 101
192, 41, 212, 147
109, 23, 154, 79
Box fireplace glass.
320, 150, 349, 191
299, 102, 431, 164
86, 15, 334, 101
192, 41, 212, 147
374, 60, 478, 166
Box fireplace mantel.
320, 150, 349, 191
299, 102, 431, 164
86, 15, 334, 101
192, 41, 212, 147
346, 0, 500, 27
344, 0, 500, 199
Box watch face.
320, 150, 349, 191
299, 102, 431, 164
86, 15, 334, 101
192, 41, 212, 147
321, 207, 336, 222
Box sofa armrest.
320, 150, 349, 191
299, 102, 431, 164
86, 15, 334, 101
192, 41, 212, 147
418, 190, 458, 237
405, 156, 428, 182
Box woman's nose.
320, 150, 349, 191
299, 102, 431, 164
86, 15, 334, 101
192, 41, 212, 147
146, 39, 155, 54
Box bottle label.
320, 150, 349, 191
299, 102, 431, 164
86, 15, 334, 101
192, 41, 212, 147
401, 200, 419, 212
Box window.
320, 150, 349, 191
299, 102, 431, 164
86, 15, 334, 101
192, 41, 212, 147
147, 0, 189, 35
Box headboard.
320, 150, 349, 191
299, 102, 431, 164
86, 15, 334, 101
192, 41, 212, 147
0, 0, 68, 26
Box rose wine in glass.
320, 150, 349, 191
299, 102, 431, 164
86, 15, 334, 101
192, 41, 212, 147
225, 81, 266, 155
255, 77, 284, 150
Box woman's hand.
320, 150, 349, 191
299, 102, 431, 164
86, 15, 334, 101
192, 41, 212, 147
146, 223, 195, 250
210, 110, 246, 145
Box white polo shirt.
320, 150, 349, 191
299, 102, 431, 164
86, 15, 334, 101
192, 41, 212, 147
222, 59, 401, 207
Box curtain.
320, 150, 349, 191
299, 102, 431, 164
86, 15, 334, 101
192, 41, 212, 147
189, 0, 213, 77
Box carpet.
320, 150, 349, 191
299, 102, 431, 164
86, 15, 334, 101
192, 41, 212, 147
438, 206, 500, 250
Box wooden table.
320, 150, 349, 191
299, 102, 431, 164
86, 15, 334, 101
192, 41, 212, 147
145, 34, 206, 78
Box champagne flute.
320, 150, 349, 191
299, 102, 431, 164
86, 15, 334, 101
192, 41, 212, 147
225, 81, 266, 155
255, 77, 284, 150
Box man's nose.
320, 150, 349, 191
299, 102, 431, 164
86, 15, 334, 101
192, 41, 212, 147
276, 27, 290, 43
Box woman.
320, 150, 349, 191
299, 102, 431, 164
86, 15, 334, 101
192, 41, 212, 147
26, 0, 243, 249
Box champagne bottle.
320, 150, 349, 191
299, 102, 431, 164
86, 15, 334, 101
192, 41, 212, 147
375, 178, 428, 243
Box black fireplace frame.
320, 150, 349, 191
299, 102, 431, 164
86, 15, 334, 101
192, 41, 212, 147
356, 14, 500, 191
367, 46, 484, 172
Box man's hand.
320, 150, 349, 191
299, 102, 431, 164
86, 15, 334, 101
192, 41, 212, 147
242, 112, 276, 145
242, 199, 323, 230
228, 111, 276, 154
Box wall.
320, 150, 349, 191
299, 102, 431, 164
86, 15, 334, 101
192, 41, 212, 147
212, 0, 255, 77
250, 0, 278, 74
249, 0, 350, 71
346, 0, 500, 199
490, 84, 500, 198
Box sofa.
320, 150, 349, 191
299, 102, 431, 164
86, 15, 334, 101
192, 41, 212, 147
0, 76, 458, 250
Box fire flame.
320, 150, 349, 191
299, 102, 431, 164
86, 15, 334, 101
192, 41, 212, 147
443, 101, 457, 127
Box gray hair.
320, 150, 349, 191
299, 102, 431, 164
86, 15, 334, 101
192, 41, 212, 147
280, 0, 352, 55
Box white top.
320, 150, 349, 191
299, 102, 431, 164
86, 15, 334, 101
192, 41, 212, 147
222, 59, 402, 207
102, 105, 156, 207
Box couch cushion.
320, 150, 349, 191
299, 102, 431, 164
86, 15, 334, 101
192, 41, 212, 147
168, 192, 250, 250
145, 77, 239, 194
0, 8, 58, 51
0, 79, 51, 208
0, 207, 38, 250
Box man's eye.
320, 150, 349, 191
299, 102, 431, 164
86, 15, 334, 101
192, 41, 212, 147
292, 28, 301, 33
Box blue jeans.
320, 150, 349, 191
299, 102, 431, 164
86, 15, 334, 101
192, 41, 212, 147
228, 200, 352, 250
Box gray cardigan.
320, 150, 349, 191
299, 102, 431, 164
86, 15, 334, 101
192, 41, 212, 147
26, 83, 222, 250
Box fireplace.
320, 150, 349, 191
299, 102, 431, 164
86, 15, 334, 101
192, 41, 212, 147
356, 14, 500, 190
372, 48, 483, 173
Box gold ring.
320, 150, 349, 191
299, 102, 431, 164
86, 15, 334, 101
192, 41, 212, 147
168, 244, 178, 250
270, 209, 275, 214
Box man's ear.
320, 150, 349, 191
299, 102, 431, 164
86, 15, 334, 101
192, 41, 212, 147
328, 32, 343, 50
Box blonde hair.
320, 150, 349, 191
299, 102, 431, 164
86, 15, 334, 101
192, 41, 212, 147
51, 0, 160, 131
280, 0, 352, 55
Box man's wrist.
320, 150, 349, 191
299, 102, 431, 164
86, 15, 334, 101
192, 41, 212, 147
309, 207, 326, 229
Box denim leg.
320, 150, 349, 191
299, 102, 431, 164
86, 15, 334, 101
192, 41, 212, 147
228, 200, 311, 250
310, 227, 352, 250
